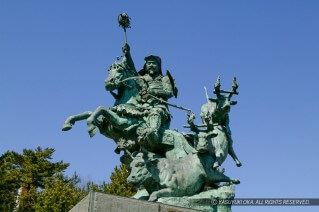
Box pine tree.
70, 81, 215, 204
35, 174, 86, 212
0, 147, 69, 212
18, 147, 69, 211
0, 151, 21, 211
101, 164, 136, 197
0, 148, 137, 211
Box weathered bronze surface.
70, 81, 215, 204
62, 14, 241, 211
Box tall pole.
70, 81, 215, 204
124, 28, 127, 44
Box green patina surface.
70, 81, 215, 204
62, 13, 242, 211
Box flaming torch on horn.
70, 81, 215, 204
118, 13, 131, 44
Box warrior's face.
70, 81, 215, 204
145, 60, 160, 76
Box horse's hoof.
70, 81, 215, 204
88, 125, 97, 137
236, 160, 242, 167
62, 123, 72, 131
231, 178, 240, 184
88, 128, 97, 137
217, 167, 225, 174
114, 148, 121, 154
148, 193, 158, 202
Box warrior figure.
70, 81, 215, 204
119, 44, 178, 147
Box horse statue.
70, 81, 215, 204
62, 55, 195, 164
62, 58, 140, 141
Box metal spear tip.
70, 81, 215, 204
118, 13, 131, 29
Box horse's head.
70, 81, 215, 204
105, 61, 138, 105
105, 62, 130, 92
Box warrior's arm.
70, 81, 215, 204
122, 44, 137, 73
149, 89, 173, 100
187, 112, 200, 134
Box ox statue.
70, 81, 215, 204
198, 76, 242, 169
127, 130, 240, 202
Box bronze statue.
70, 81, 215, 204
62, 13, 242, 211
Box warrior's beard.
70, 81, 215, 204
148, 68, 159, 76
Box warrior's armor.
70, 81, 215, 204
122, 44, 177, 147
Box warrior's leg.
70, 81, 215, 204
145, 112, 162, 144
62, 111, 92, 131
227, 136, 242, 167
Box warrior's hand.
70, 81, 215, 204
122, 43, 130, 55
187, 111, 196, 125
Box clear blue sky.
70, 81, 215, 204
1, 1, 319, 212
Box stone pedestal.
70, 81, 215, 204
158, 185, 235, 212
69, 192, 199, 212
70, 185, 234, 212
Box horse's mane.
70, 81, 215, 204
108, 60, 139, 106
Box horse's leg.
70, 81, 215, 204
213, 151, 224, 169
86, 106, 107, 137
212, 128, 228, 169
103, 109, 137, 128
148, 188, 175, 202
87, 106, 137, 137
227, 136, 242, 167
62, 111, 92, 131
213, 136, 228, 169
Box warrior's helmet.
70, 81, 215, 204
139, 55, 162, 76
